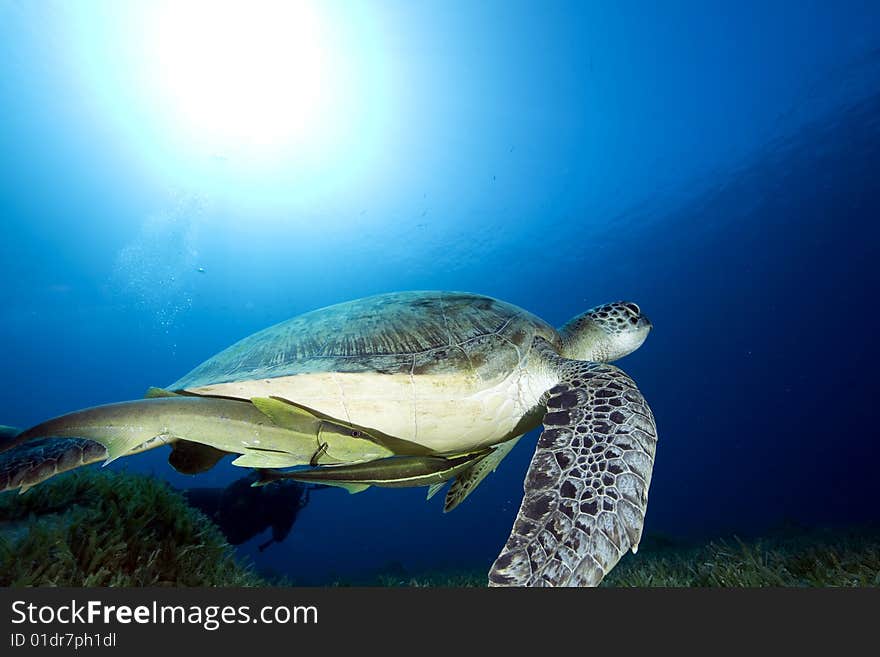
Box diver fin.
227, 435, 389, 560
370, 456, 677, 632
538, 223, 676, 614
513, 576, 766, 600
426, 482, 445, 500
168, 440, 231, 474
145, 387, 181, 398
443, 436, 521, 513
250, 397, 321, 433
0, 425, 20, 454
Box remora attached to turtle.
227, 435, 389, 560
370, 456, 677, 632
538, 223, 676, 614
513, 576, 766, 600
255, 450, 493, 494
1, 290, 657, 587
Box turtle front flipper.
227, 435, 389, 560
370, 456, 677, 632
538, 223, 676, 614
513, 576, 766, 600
489, 361, 658, 587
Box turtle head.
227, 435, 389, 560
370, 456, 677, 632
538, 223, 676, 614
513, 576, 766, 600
559, 301, 651, 363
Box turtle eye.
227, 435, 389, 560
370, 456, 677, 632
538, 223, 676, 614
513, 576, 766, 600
350, 430, 362, 438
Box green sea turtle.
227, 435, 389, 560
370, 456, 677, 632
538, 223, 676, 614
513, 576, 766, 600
0, 291, 657, 586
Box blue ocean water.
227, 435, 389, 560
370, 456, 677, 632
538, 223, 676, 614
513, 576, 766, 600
1, 2, 878, 584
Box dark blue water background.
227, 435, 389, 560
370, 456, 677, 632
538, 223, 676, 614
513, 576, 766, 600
1, 2, 878, 583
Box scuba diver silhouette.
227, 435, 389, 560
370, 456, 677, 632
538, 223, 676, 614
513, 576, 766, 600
184, 473, 323, 551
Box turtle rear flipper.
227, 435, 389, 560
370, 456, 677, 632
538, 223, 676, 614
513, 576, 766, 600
441, 436, 522, 512
0, 437, 108, 494
489, 360, 657, 587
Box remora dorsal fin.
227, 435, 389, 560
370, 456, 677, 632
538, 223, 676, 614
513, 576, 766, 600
145, 387, 181, 398
260, 397, 434, 457
250, 397, 321, 433
168, 440, 231, 474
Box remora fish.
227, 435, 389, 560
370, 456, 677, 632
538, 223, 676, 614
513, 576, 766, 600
4, 396, 394, 469
256, 450, 492, 494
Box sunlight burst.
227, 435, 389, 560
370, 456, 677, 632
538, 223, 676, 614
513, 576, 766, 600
146, 0, 336, 154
